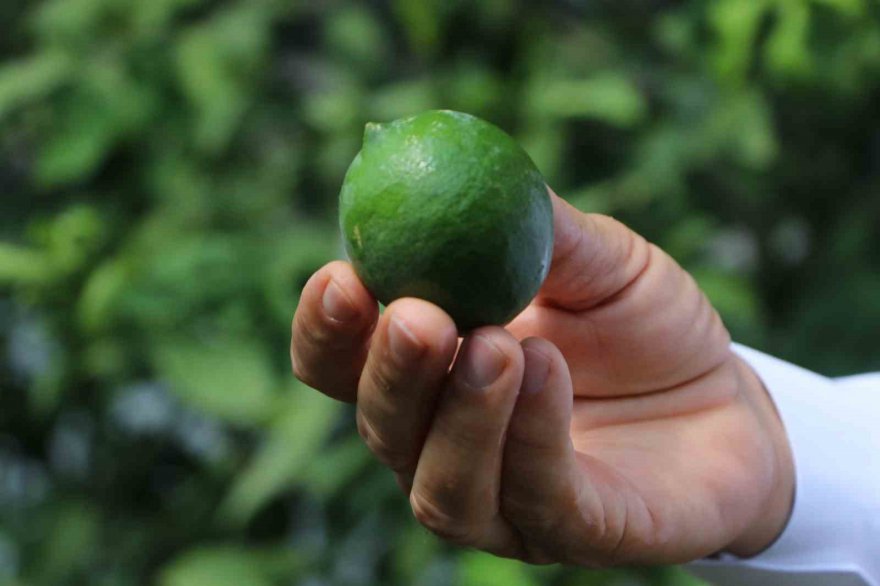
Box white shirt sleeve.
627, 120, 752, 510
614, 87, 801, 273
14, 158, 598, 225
687, 344, 880, 586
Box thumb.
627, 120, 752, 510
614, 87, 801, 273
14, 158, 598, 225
537, 190, 651, 311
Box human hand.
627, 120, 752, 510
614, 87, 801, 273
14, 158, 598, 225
290, 190, 794, 566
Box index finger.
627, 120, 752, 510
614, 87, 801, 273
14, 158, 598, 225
291, 261, 379, 402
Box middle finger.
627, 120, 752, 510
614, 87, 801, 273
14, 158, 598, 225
408, 327, 525, 557
356, 298, 458, 480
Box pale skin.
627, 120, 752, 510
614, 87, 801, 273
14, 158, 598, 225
290, 190, 795, 567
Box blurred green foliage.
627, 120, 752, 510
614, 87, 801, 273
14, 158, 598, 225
1, 0, 879, 584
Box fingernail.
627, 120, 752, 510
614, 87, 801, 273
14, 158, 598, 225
521, 347, 551, 395
388, 315, 424, 363
458, 335, 506, 389
323, 280, 357, 322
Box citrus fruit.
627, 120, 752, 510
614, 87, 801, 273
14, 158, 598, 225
338, 110, 553, 331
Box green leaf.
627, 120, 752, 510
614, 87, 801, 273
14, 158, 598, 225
37, 204, 105, 273
175, 5, 270, 153
315, 133, 362, 186
158, 547, 279, 586
131, 0, 207, 36
302, 434, 372, 498
458, 552, 536, 586
368, 78, 440, 122
709, 0, 769, 84
706, 90, 778, 169
35, 95, 118, 186
31, 502, 99, 584
32, 0, 107, 47
154, 336, 278, 426
765, 0, 812, 78
443, 63, 504, 117
324, 5, 390, 73
36, 64, 155, 186
812, 0, 864, 17
516, 121, 566, 182
564, 185, 612, 216
218, 383, 341, 525
77, 258, 130, 333
117, 232, 260, 334
392, 0, 443, 57
662, 566, 711, 585
662, 216, 717, 263
692, 269, 760, 327
528, 73, 647, 126
392, 524, 441, 584
0, 243, 52, 284
302, 84, 362, 133
0, 51, 71, 120
262, 224, 338, 326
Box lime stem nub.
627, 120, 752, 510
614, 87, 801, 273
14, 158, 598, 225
364, 122, 383, 145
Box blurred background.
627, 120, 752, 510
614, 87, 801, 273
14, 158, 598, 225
1, 0, 879, 584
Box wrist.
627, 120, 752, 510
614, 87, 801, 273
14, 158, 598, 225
724, 355, 796, 557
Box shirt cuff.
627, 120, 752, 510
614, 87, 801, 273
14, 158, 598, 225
687, 343, 880, 586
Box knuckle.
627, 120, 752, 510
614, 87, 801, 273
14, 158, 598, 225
296, 301, 367, 352
299, 318, 346, 349
363, 356, 397, 397
409, 490, 479, 544
500, 492, 563, 533
433, 418, 485, 452
357, 350, 417, 407
506, 426, 561, 458
290, 351, 316, 388
356, 413, 412, 473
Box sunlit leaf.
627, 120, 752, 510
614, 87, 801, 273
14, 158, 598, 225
316, 133, 362, 186
458, 552, 536, 586
702, 90, 778, 169
36, 63, 155, 186
262, 223, 339, 326
392, 524, 441, 585
32, 0, 108, 46
35, 92, 118, 186
443, 63, 504, 117
666, 566, 712, 585
0, 243, 51, 284
303, 434, 372, 498
154, 336, 278, 426
302, 85, 362, 133
158, 546, 299, 586
132, 0, 207, 36
77, 258, 130, 333
218, 382, 341, 525
516, 121, 566, 182
765, 1, 812, 78
692, 269, 760, 327
709, 0, 769, 84
324, 5, 389, 73
117, 232, 260, 333
662, 216, 717, 264
37, 204, 105, 273
175, 5, 270, 153
0, 51, 71, 120
368, 79, 440, 122
528, 73, 647, 127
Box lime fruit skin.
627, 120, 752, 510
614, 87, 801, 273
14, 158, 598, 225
339, 110, 553, 331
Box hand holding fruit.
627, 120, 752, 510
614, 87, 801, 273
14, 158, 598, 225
290, 112, 794, 567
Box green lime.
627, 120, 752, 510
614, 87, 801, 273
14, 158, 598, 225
338, 110, 553, 331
